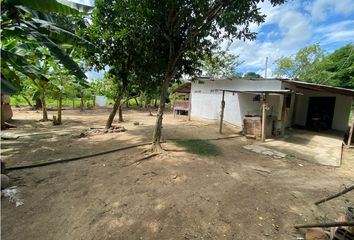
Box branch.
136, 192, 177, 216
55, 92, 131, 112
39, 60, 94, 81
294, 221, 354, 229
176, 0, 226, 59
165, 1, 227, 78
120, 94, 139, 105
315, 184, 354, 205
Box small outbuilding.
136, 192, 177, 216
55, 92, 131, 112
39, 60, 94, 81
174, 77, 354, 166
172, 82, 191, 119
187, 78, 353, 136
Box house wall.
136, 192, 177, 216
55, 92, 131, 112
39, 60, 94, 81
190, 79, 352, 132
190, 79, 283, 126
282, 83, 353, 131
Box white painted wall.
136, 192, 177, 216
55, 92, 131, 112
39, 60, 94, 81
190, 79, 352, 131
95, 96, 108, 106
190, 79, 283, 126
282, 83, 353, 131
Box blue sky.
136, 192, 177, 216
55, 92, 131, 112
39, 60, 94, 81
77, 0, 354, 80
227, 0, 354, 77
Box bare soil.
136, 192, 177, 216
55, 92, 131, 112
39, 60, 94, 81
1, 107, 354, 240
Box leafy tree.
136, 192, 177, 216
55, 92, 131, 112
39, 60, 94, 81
1, 0, 92, 127
49, 59, 89, 124
243, 72, 262, 79
1, 0, 92, 92
274, 43, 353, 88
311, 44, 354, 88
136, 0, 285, 151
202, 46, 243, 79
274, 43, 325, 79
84, 0, 162, 128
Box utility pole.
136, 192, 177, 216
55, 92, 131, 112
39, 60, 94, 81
264, 57, 268, 79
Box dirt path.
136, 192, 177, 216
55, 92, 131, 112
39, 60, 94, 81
1, 108, 238, 166
1, 108, 353, 240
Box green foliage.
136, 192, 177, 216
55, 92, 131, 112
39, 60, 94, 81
274, 43, 354, 88
274, 43, 325, 79
1, 0, 92, 93
243, 72, 262, 79
172, 139, 222, 156
312, 44, 354, 88
90, 76, 118, 99
273, 57, 296, 78
11, 95, 82, 107
202, 45, 243, 79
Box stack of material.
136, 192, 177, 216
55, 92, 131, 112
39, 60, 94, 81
243, 116, 261, 137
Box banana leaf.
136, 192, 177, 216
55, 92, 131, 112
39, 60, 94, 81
10, 0, 93, 15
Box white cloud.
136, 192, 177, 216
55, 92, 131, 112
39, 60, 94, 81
310, 0, 354, 20
322, 30, 354, 43
314, 20, 354, 44
227, 3, 313, 78
225, 0, 353, 78
278, 11, 312, 48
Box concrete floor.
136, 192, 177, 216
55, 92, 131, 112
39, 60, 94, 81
259, 129, 345, 166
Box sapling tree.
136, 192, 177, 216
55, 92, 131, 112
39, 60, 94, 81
139, 0, 285, 152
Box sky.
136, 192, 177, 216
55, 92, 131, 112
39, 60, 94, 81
227, 0, 354, 77
76, 0, 354, 80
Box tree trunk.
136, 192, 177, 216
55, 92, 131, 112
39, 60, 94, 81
80, 94, 84, 112
143, 95, 146, 109
151, 76, 172, 152
125, 99, 129, 108
146, 96, 152, 116
147, 99, 153, 116
118, 105, 123, 122
40, 90, 48, 121
154, 98, 157, 108
72, 99, 75, 109
134, 97, 139, 107
35, 98, 42, 110
22, 95, 33, 107
57, 94, 62, 125
1, 94, 6, 129
105, 95, 121, 129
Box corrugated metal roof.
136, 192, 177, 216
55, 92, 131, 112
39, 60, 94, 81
285, 80, 354, 96
173, 82, 191, 93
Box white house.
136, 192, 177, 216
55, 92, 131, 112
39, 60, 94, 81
174, 78, 354, 139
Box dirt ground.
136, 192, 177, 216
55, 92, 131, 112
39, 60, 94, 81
1, 107, 354, 240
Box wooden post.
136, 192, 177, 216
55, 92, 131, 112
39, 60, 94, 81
219, 90, 225, 134
261, 93, 268, 142
280, 94, 287, 136
188, 93, 191, 121
173, 93, 176, 118
348, 122, 353, 147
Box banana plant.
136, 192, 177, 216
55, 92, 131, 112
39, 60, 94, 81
48, 53, 88, 124
1, 0, 93, 94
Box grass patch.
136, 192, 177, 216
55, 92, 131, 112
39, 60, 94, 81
172, 139, 222, 156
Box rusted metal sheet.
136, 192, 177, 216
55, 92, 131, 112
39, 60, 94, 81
174, 100, 190, 110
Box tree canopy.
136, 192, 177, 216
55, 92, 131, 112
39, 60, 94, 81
201, 46, 243, 79
133, 0, 285, 150
274, 43, 353, 89
243, 72, 262, 79
1, 0, 92, 94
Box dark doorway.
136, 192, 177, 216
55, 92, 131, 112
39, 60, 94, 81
306, 97, 336, 131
